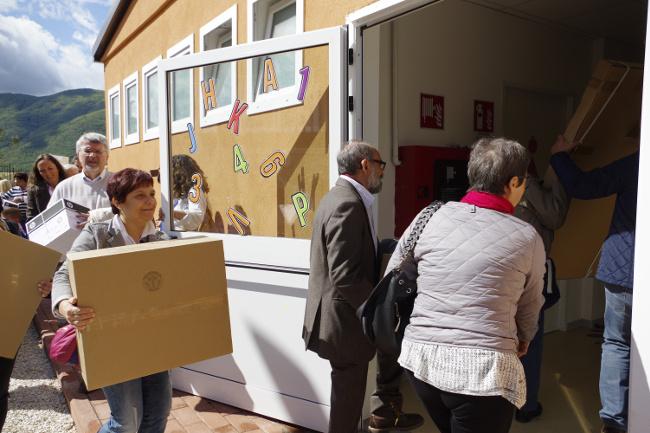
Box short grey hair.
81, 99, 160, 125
467, 137, 530, 194
337, 141, 378, 175
76, 132, 109, 154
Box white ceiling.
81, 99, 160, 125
467, 0, 647, 46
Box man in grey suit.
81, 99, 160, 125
303, 142, 423, 433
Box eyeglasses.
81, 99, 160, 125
369, 159, 387, 170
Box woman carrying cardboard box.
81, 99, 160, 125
51, 168, 171, 433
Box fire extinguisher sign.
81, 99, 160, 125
421, 94, 444, 129
474, 100, 494, 133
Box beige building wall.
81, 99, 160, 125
101, 0, 376, 173
100, 0, 376, 235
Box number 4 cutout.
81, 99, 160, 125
233, 144, 249, 174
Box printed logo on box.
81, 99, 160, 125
142, 271, 162, 292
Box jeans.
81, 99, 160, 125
98, 371, 171, 433
407, 371, 514, 433
599, 285, 632, 431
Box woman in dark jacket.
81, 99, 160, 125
27, 154, 67, 219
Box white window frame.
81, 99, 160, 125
122, 71, 139, 145
246, 0, 304, 115
199, 5, 238, 127
107, 84, 121, 149
158, 26, 346, 270
167, 34, 194, 134
142, 56, 162, 141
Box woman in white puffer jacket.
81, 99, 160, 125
387, 137, 546, 433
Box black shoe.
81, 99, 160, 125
368, 412, 424, 432
515, 403, 543, 423
601, 425, 626, 433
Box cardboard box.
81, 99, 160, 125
27, 199, 89, 254
548, 60, 642, 279
68, 237, 232, 390
0, 230, 61, 358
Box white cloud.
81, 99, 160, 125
0, 14, 103, 95
0, 0, 17, 13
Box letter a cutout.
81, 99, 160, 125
227, 99, 249, 135
263, 58, 279, 93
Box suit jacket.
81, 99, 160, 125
27, 184, 51, 220
51, 219, 168, 319
302, 178, 378, 363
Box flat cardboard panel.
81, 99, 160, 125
68, 237, 232, 390
0, 231, 61, 357
550, 60, 642, 279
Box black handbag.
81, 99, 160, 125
357, 201, 443, 357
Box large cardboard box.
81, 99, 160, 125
68, 237, 232, 390
27, 199, 89, 254
549, 60, 642, 279
0, 231, 61, 358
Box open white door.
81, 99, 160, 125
629, 6, 650, 433
155, 26, 347, 432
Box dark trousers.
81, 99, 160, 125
0, 356, 16, 432
407, 371, 514, 433
329, 349, 405, 433
370, 349, 403, 415
519, 309, 545, 413
329, 360, 369, 433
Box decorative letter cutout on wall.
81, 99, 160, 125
227, 207, 251, 235
201, 79, 217, 112
263, 58, 279, 93
187, 123, 198, 153
227, 99, 249, 135
189, 173, 203, 204
297, 66, 311, 101
260, 151, 286, 178
233, 144, 249, 174
291, 192, 309, 227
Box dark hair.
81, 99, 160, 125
30, 154, 67, 187
171, 154, 209, 199
13, 172, 28, 182
467, 137, 530, 195
106, 168, 154, 215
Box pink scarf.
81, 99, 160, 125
460, 191, 514, 215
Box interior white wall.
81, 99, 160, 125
363, 0, 616, 325
391, 0, 593, 148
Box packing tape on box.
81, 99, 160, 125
85, 295, 227, 331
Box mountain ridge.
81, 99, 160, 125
0, 88, 105, 170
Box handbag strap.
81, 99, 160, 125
401, 201, 444, 261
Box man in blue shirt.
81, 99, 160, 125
550, 135, 638, 433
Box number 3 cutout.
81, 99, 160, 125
189, 173, 203, 204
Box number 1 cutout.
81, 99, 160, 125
298, 66, 311, 101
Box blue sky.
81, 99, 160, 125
0, 0, 116, 96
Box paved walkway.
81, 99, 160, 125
32, 299, 314, 433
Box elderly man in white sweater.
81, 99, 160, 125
48, 132, 113, 224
